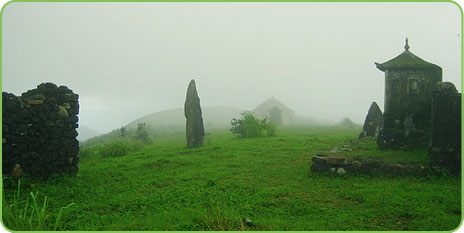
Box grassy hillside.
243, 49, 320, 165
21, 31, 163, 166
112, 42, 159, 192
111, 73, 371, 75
2, 126, 461, 231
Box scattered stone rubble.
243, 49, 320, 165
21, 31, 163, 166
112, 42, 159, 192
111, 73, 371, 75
329, 144, 352, 153
311, 143, 427, 176
310, 154, 426, 176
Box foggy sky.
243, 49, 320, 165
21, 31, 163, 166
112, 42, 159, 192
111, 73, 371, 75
2, 2, 461, 133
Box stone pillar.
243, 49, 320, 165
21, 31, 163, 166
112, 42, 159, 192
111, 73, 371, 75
184, 79, 204, 148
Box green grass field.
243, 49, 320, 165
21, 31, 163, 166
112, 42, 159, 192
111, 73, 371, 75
2, 126, 462, 230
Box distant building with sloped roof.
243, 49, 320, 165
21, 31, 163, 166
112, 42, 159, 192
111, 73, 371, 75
252, 97, 295, 126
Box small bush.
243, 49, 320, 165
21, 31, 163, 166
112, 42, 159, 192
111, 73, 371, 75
230, 112, 277, 138
134, 122, 152, 144
120, 127, 128, 137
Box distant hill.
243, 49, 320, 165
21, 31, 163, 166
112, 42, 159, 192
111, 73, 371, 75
77, 125, 102, 141
290, 115, 334, 126
126, 106, 243, 130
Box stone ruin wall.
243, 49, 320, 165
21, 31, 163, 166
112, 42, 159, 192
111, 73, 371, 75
2, 83, 80, 177
429, 92, 461, 175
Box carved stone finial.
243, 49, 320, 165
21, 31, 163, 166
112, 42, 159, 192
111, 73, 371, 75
404, 37, 410, 50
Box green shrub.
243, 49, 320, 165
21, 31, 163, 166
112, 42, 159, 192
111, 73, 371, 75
2, 180, 74, 231
134, 122, 152, 144
120, 126, 128, 137
230, 112, 277, 138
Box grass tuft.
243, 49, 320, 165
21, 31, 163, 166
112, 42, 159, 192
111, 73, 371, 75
2, 180, 75, 231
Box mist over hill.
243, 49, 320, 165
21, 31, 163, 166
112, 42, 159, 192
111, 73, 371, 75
126, 105, 335, 131
80, 105, 336, 146
77, 125, 102, 141
126, 106, 244, 130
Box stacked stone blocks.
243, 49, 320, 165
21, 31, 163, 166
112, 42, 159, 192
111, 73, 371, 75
2, 82, 80, 177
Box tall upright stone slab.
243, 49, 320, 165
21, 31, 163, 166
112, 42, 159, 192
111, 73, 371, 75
184, 79, 204, 148
359, 102, 383, 139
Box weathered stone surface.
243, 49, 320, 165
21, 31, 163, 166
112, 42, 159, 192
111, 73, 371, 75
310, 156, 331, 172
184, 79, 204, 148
359, 102, 383, 139
310, 162, 331, 173
57, 106, 69, 118
63, 102, 71, 109
337, 167, 346, 175
312, 156, 328, 164
377, 128, 404, 150
12, 164, 23, 177
436, 82, 458, 95
27, 99, 44, 105
327, 156, 350, 165
352, 160, 362, 169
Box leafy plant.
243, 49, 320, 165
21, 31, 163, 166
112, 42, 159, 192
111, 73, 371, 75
120, 126, 128, 137
134, 122, 152, 144
2, 180, 75, 231
230, 112, 277, 138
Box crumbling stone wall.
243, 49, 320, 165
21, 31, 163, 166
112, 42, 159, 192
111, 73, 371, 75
2, 83, 80, 177
429, 88, 461, 175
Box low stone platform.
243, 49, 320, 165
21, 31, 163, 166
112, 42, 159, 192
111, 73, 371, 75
310, 154, 427, 176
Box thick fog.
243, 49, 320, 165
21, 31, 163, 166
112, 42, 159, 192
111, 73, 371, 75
2, 2, 461, 133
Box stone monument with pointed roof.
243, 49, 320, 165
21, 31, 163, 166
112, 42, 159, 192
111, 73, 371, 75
375, 39, 442, 148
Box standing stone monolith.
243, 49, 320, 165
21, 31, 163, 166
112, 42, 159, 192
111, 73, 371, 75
359, 101, 383, 139
184, 79, 204, 148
